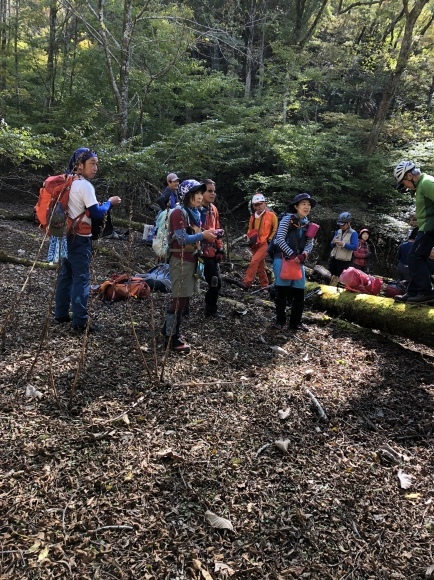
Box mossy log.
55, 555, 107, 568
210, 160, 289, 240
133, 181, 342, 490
0, 211, 34, 221
306, 282, 434, 349
0, 250, 57, 269
111, 217, 145, 232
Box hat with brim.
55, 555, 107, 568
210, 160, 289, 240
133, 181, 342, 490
189, 182, 207, 194
180, 180, 207, 204
288, 192, 317, 213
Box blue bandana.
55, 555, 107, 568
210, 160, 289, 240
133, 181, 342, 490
185, 206, 201, 227
66, 147, 97, 174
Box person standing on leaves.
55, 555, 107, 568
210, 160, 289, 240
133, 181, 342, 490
162, 180, 218, 354
393, 161, 434, 303
272, 193, 317, 332
156, 172, 181, 210
352, 229, 371, 273
329, 212, 358, 286
200, 179, 225, 319
242, 193, 278, 290
54, 147, 121, 332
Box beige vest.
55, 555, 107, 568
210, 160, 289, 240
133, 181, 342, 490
331, 228, 355, 261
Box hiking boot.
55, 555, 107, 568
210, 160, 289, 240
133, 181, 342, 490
407, 290, 434, 303
290, 323, 310, 332
394, 293, 411, 303
241, 282, 251, 292
205, 312, 226, 319
72, 323, 100, 334
166, 336, 191, 354
269, 322, 286, 333
55, 315, 71, 324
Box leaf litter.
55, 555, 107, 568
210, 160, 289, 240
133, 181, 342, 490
0, 204, 434, 578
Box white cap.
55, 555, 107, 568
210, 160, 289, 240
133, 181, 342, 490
252, 193, 266, 204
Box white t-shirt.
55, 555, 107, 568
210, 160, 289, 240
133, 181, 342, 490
68, 176, 97, 236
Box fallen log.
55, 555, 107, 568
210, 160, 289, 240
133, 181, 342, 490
306, 282, 434, 349
0, 250, 57, 269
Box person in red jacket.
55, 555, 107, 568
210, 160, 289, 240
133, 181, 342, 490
242, 193, 278, 289
162, 180, 217, 354
200, 179, 225, 318
353, 228, 372, 273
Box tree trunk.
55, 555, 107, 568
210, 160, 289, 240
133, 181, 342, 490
306, 282, 434, 349
45, 0, 58, 111
366, 0, 429, 154
0, 0, 8, 90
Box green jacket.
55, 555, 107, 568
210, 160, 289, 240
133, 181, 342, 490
415, 173, 434, 232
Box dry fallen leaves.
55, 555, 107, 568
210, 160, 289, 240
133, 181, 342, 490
205, 510, 234, 531
278, 408, 291, 420
274, 439, 290, 453
398, 470, 414, 490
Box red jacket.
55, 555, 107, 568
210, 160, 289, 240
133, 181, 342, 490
201, 203, 223, 258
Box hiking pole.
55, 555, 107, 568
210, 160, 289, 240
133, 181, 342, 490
250, 284, 274, 295
305, 287, 322, 301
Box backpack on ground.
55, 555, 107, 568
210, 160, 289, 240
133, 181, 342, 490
339, 267, 383, 295
98, 274, 151, 301
35, 174, 78, 237
384, 280, 407, 298
134, 264, 171, 293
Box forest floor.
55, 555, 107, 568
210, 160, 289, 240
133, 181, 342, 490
1, 199, 434, 580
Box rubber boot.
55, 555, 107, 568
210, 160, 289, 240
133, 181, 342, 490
171, 313, 190, 354
163, 312, 176, 344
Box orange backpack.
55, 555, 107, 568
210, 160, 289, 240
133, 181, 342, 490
35, 174, 81, 236
98, 274, 151, 301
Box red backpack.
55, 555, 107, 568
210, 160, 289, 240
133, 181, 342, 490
35, 174, 80, 236
339, 267, 383, 295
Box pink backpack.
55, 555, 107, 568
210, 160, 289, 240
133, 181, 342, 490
339, 267, 383, 295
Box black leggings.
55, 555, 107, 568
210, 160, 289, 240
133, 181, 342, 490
329, 257, 351, 277
275, 285, 305, 328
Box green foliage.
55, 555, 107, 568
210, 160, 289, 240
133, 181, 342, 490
242, 114, 407, 212
0, 126, 54, 168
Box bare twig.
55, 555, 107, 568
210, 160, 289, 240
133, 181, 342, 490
91, 525, 134, 534
94, 395, 145, 426
305, 388, 328, 421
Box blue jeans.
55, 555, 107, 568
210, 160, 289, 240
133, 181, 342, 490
55, 235, 92, 326
407, 230, 434, 295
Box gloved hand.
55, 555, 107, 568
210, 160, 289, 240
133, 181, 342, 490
215, 250, 224, 263
286, 253, 297, 260
297, 253, 306, 263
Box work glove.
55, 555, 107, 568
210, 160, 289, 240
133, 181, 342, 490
297, 253, 306, 263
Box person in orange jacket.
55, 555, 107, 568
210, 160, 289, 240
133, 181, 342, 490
242, 193, 278, 289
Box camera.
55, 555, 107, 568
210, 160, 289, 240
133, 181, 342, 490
215, 229, 224, 239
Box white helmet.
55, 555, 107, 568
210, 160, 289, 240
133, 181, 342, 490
252, 193, 266, 204
394, 161, 415, 185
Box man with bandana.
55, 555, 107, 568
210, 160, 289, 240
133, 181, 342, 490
54, 147, 121, 332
